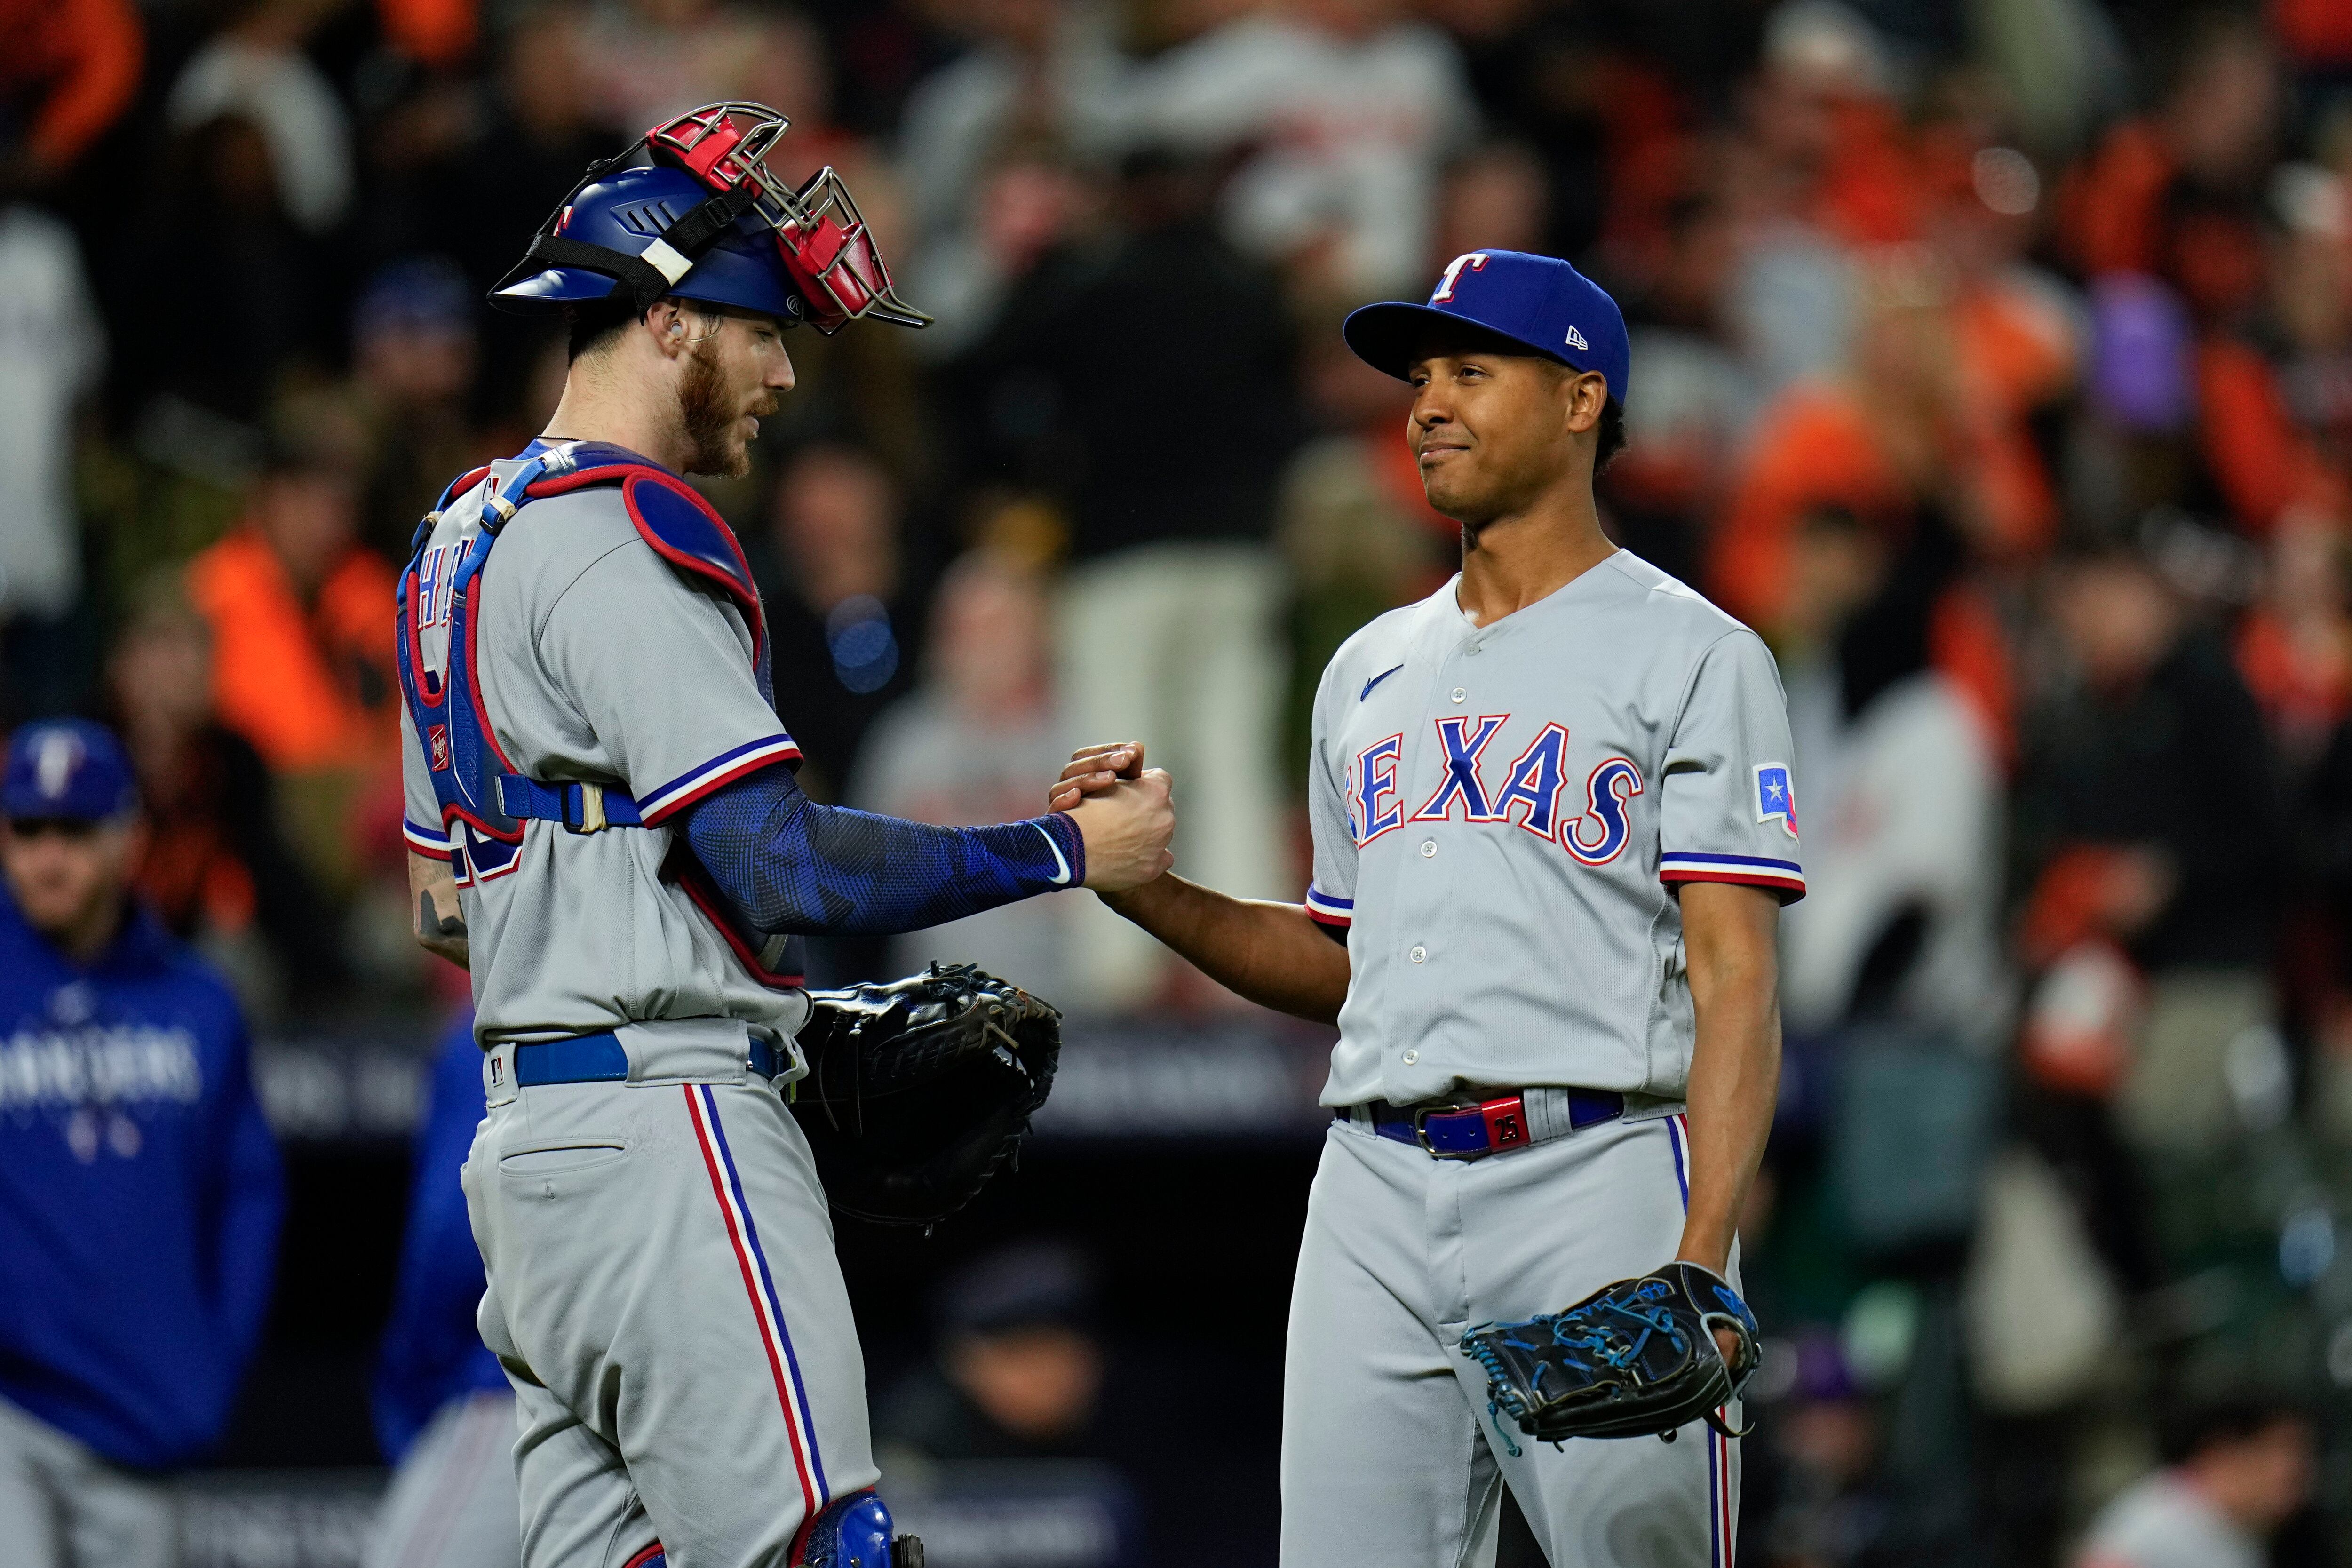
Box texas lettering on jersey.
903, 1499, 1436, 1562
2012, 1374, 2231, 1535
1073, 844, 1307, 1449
1348, 716, 1644, 865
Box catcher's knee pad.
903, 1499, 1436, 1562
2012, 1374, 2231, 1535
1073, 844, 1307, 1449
792, 1488, 923, 1568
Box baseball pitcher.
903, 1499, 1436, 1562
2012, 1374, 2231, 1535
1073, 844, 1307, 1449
1054, 251, 1796, 1567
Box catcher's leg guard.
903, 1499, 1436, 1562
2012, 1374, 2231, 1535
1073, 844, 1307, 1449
792, 1488, 923, 1568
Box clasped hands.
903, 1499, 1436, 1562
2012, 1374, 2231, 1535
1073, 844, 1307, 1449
1053, 742, 1174, 893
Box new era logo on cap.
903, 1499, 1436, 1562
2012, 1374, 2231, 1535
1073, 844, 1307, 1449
1565, 325, 1589, 350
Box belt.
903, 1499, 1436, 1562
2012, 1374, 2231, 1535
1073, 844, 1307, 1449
511, 1031, 787, 1087
496, 775, 644, 833
1342, 1087, 1625, 1159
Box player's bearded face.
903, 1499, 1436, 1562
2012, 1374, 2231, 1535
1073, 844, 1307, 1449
677, 318, 786, 478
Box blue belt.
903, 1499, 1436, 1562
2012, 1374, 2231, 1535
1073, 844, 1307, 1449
496, 775, 645, 832
512, 1031, 787, 1087
1347, 1088, 1625, 1158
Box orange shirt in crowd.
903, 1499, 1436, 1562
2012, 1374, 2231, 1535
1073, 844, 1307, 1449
1812, 97, 1926, 247
1710, 381, 2054, 630
187, 529, 402, 775
2198, 337, 2348, 535
0, 0, 141, 172
2236, 606, 2352, 740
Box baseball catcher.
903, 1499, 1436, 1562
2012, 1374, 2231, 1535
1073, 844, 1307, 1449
399, 101, 1171, 1568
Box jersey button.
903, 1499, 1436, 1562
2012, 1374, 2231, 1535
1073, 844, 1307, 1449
1410, 945, 1426, 963
1402, 1049, 1420, 1065
1450, 687, 1466, 704
1420, 840, 1437, 858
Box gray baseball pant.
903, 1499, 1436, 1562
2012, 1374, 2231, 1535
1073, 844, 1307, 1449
463, 1032, 876, 1568
0, 1395, 176, 1568
1280, 1112, 1740, 1568
365, 1389, 522, 1568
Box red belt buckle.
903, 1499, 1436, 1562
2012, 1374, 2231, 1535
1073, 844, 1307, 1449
1479, 1094, 1529, 1149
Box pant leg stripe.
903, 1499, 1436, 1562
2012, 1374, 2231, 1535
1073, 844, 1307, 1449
1666, 1114, 1690, 1212
1718, 1427, 1736, 1567
1706, 1420, 1722, 1568
684, 1085, 821, 1518
697, 1083, 831, 1496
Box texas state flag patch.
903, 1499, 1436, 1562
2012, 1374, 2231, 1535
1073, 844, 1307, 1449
1754, 763, 1797, 838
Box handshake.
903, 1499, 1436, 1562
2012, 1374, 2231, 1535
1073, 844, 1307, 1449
1048, 742, 1175, 894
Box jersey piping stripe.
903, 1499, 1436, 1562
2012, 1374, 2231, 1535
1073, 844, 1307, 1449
637, 734, 804, 822
1657, 851, 1802, 874
683, 1086, 827, 1517
1304, 885, 1354, 925
403, 818, 452, 858
621, 1546, 666, 1568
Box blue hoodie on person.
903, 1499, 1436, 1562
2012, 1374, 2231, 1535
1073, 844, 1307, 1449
372, 1012, 507, 1462
0, 889, 286, 1471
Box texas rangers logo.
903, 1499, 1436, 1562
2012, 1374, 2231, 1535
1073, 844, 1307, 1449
1754, 763, 1798, 838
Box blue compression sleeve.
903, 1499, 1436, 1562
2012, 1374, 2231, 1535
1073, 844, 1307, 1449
681, 763, 1086, 936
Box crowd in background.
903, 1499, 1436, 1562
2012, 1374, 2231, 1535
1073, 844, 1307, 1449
8, 0, 2352, 1560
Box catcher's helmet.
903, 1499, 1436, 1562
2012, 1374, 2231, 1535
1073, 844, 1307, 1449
490, 102, 928, 335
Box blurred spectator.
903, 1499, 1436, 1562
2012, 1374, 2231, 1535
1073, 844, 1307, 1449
948, 150, 1300, 1006
349, 257, 487, 562
1755, 1330, 1891, 1567
853, 549, 1078, 995
0, 719, 284, 1566
1777, 508, 2005, 1041
1275, 298, 1452, 776
107, 571, 347, 1017
2019, 548, 2287, 1163
1714, 246, 2053, 680
0, 0, 142, 186
165, 0, 355, 236
127, 111, 326, 433
748, 443, 917, 799
2076, 1397, 2315, 1568
187, 445, 402, 888
580, 0, 828, 143
877, 1240, 1106, 1463
1607, 193, 1757, 588
367, 1011, 517, 1568
895, 0, 1128, 262
1128, 0, 1476, 296
2236, 509, 2352, 770
0, 199, 103, 720
445, 3, 609, 422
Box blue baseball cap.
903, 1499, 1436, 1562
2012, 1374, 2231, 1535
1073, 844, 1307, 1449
1343, 249, 1630, 406
3, 720, 139, 824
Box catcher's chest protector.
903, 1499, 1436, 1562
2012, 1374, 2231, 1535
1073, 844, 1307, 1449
396, 439, 805, 985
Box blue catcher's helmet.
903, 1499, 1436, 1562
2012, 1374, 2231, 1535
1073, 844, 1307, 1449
490, 102, 928, 337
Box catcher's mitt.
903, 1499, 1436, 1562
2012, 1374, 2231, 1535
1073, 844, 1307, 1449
789, 962, 1060, 1227
1458, 1262, 1760, 1452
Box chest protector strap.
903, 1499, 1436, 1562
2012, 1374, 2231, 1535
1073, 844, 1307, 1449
397, 442, 800, 985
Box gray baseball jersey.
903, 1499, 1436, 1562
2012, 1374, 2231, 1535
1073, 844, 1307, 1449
1303, 549, 1804, 1107
399, 459, 812, 1048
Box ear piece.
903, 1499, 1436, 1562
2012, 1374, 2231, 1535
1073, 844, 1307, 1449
669, 321, 685, 338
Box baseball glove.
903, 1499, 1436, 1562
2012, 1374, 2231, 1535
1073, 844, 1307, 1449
789, 962, 1060, 1227
1458, 1262, 1761, 1451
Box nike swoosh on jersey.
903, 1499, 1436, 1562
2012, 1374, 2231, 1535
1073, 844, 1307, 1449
1033, 821, 1073, 885
1360, 663, 1405, 701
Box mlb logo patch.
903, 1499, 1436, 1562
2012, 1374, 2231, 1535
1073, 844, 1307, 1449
429, 724, 451, 771
1754, 763, 1797, 838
